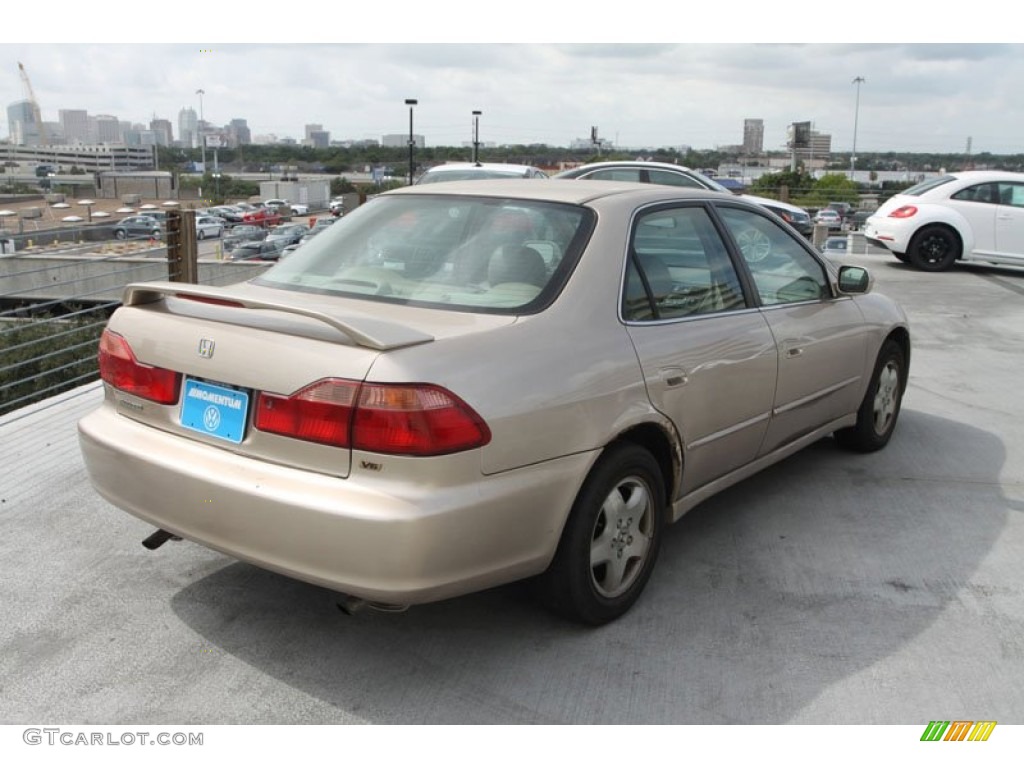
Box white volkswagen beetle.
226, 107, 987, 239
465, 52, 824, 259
864, 170, 1024, 271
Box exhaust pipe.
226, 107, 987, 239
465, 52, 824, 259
142, 528, 181, 550
336, 594, 409, 616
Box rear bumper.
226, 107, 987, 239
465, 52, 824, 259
78, 403, 594, 605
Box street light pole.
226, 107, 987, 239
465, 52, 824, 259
405, 99, 418, 185
196, 88, 206, 172
851, 76, 865, 180
472, 110, 482, 165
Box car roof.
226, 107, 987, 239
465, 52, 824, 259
386, 178, 741, 207
559, 160, 703, 174
421, 162, 541, 174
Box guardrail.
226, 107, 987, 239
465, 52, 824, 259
0, 216, 271, 420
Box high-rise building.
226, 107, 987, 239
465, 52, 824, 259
229, 118, 251, 146
743, 119, 764, 155
150, 118, 173, 146
178, 107, 198, 148
7, 100, 41, 145
93, 114, 121, 142
59, 109, 90, 143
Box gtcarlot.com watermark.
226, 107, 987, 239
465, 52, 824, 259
23, 728, 203, 747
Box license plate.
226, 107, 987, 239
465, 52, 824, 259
181, 378, 249, 444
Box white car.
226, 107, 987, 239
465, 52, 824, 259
864, 170, 1024, 271
415, 162, 548, 184
264, 198, 310, 216
194, 215, 224, 240
554, 161, 814, 237
814, 209, 843, 230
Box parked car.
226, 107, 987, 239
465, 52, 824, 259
208, 206, 245, 224
241, 206, 282, 228
265, 198, 310, 216
228, 240, 287, 261
415, 162, 548, 184
112, 215, 162, 240
554, 161, 814, 237
264, 223, 309, 247
329, 198, 346, 216
814, 209, 843, 230
78, 180, 909, 625
826, 202, 854, 222
298, 218, 337, 244
821, 236, 850, 258
864, 170, 1024, 271
222, 225, 268, 250
195, 215, 225, 240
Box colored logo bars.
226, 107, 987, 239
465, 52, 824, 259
921, 721, 997, 742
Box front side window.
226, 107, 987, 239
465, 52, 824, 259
585, 168, 643, 182
256, 195, 593, 314
716, 206, 829, 306
623, 206, 746, 321
647, 169, 708, 189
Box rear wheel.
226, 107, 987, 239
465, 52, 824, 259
892, 252, 909, 263
536, 444, 665, 625
908, 225, 960, 271
835, 339, 905, 452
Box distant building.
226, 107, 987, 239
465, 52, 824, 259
382, 133, 424, 148
305, 124, 330, 149
1, 143, 155, 173
7, 100, 41, 146
150, 118, 173, 146
229, 118, 250, 146
60, 109, 90, 143
178, 107, 198, 148
743, 118, 764, 155
93, 115, 121, 143
792, 130, 832, 163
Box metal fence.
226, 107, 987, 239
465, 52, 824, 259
0, 213, 271, 421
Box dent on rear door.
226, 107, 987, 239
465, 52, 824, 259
622, 204, 778, 495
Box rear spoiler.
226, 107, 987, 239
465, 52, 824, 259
122, 281, 434, 352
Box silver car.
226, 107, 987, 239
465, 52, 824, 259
78, 180, 910, 625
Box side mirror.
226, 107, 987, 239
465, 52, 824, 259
837, 265, 873, 295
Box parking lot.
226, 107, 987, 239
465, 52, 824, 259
2, 244, 1023, 725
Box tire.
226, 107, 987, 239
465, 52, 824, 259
114, 230, 126, 240
536, 443, 665, 625
908, 225, 960, 272
892, 252, 909, 263
197, 230, 206, 240
835, 339, 906, 453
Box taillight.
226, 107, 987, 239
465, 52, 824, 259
888, 205, 918, 219
353, 383, 491, 456
255, 379, 358, 448
254, 378, 490, 456
778, 211, 794, 222
98, 329, 181, 405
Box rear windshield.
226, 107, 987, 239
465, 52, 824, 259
255, 194, 594, 313
901, 175, 956, 196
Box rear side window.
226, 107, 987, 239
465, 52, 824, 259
901, 175, 956, 196
623, 206, 746, 321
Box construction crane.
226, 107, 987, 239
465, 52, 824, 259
17, 61, 48, 146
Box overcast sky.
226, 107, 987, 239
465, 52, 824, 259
3, 6, 1019, 155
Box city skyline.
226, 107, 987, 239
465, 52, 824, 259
1, 21, 1019, 155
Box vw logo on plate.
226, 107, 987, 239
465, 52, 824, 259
203, 406, 221, 432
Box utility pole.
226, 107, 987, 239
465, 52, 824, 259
851, 76, 865, 180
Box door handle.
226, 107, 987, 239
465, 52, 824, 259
660, 367, 688, 387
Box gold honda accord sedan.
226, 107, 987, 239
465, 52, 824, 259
78, 180, 910, 625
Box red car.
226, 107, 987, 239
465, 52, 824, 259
241, 206, 282, 228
